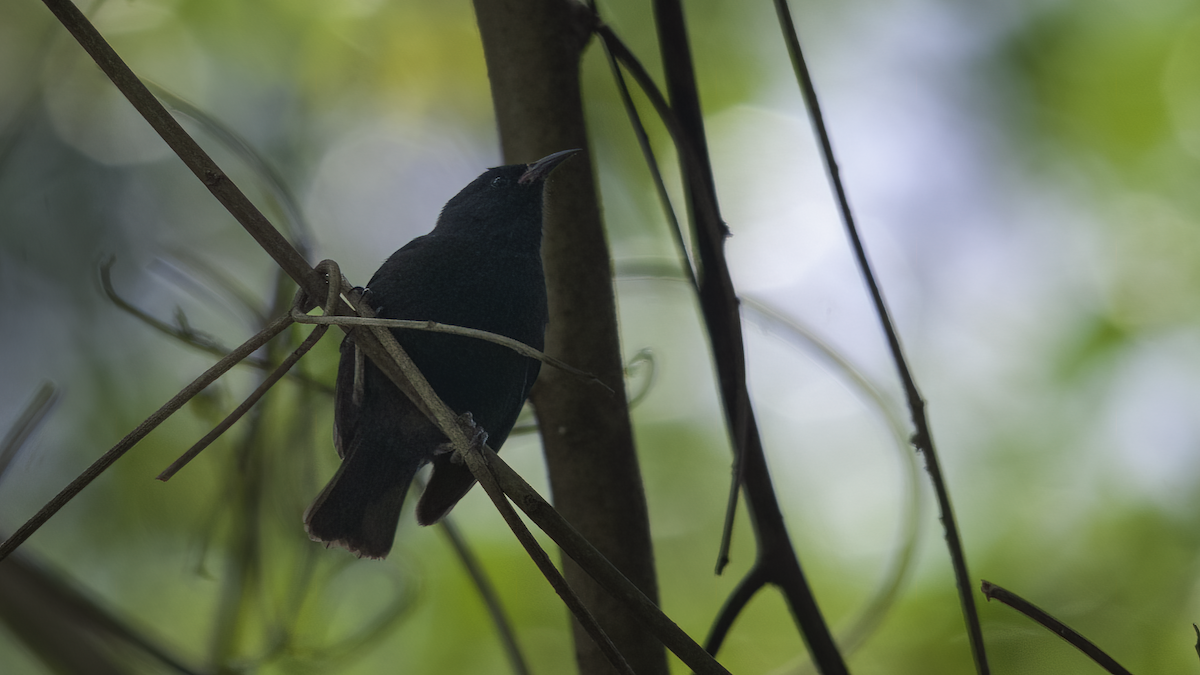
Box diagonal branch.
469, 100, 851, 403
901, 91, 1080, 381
982, 581, 1130, 675
26, 0, 490, 557
593, 1, 849, 671
100, 259, 332, 392
437, 516, 532, 675
460, 441, 732, 675
292, 313, 607, 390
154, 269, 340, 481
38, 0, 320, 299
0, 313, 295, 562
772, 1, 988, 671
0, 383, 59, 481
460, 440, 636, 675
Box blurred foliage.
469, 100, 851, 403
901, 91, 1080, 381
2, 0, 1200, 673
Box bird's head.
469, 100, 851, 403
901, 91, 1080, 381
434, 149, 579, 240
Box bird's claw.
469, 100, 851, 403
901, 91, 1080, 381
437, 412, 488, 465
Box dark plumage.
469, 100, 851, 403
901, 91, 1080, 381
304, 150, 576, 559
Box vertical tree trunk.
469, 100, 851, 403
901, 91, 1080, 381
471, 2, 667, 674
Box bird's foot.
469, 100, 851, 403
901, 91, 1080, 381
438, 412, 489, 465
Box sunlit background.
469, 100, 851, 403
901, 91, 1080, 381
2, 0, 1199, 672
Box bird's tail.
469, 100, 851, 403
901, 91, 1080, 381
303, 436, 419, 560
415, 457, 478, 526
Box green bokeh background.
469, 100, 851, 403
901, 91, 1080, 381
2, 0, 1200, 672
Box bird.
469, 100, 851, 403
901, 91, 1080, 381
304, 149, 577, 559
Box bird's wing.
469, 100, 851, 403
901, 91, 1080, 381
332, 331, 362, 460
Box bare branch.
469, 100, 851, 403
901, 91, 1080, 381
101, 259, 332, 393
0, 383, 59, 481
0, 313, 294, 562
459, 441, 732, 675
437, 515, 532, 675
771, 1, 988, 671
458, 438, 636, 675
592, 3, 847, 670
982, 581, 1131, 675
156, 260, 347, 480
156, 317, 326, 481
292, 312, 609, 392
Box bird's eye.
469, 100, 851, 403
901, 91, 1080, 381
490, 176, 507, 188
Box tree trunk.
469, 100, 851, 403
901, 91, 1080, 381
471, 2, 667, 673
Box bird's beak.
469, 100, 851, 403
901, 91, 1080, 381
519, 149, 580, 185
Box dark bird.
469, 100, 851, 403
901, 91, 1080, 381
304, 149, 577, 559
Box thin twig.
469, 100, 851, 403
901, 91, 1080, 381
0, 314, 294, 562
101, 258, 225, 353
595, 33, 696, 290
101, 259, 333, 393
438, 515, 532, 675
0, 383, 59, 481
981, 581, 1132, 675
157, 262, 345, 480
38, 0, 321, 299
742, 298, 924, 661
292, 312, 609, 392
595, 7, 847, 672
771, 1, 989, 672
703, 564, 768, 656
458, 441, 635, 675
646, 0, 759, 582
149, 254, 267, 328
465, 442, 732, 675
38, 0, 461, 454
156, 321, 326, 481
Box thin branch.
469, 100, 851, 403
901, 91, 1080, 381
703, 565, 769, 654
595, 24, 755, 574
461, 441, 732, 675
771, 1, 988, 672
592, 26, 707, 202
595, 5, 847, 671
458, 439, 636, 675
101, 259, 333, 393
438, 516, 532, 675
741, 298, 923, 660
38, 0, 322, 300
292, 312, 608, 391
981, 581, 1131, 675
623, 349, 657, 409
156, 319, 326, 481
508, 348, 654, 438
648, 0, 757, 582
149, 254, 268, 328
156, 262, 345, 480
0, 383, 59, 480
101, 257, 225, 353
0, 313, 294, 563
0, 550, 204, 675
595, 33, 696, 289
